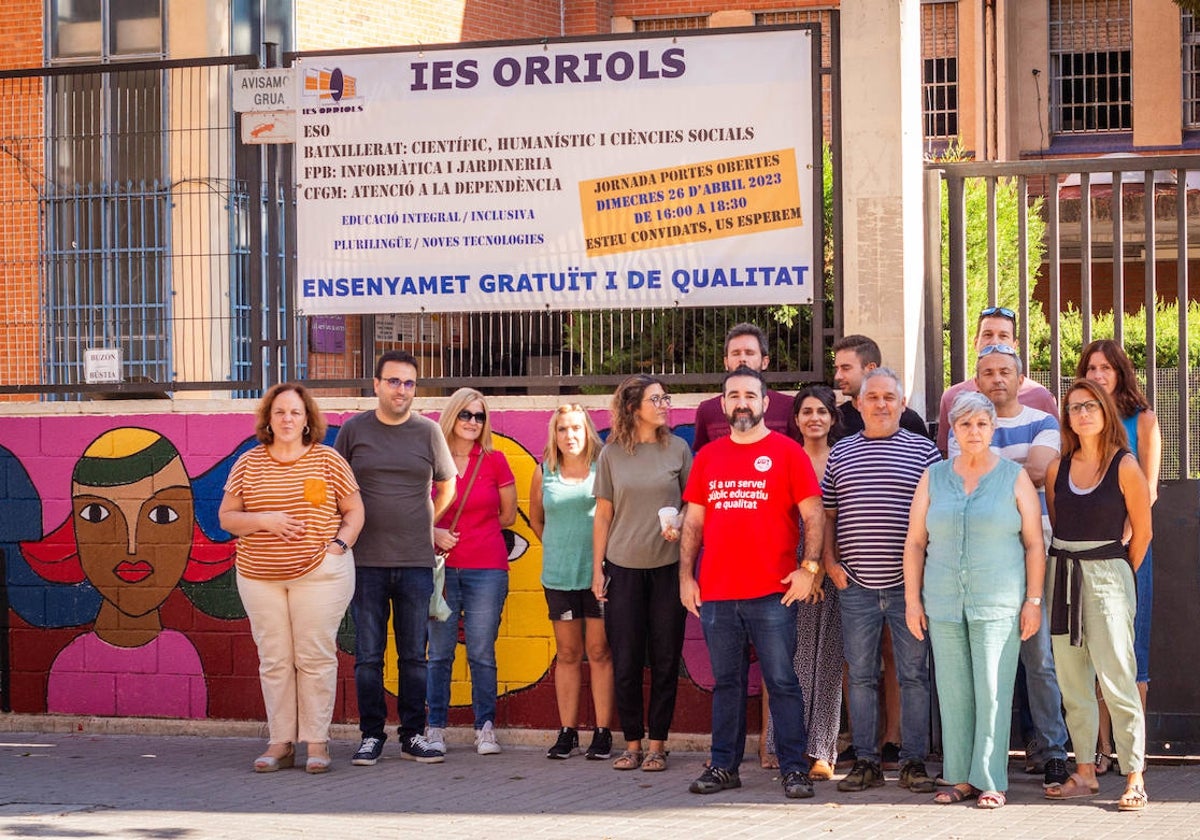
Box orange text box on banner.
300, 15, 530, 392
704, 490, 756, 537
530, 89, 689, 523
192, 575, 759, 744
578, 149, 802, 257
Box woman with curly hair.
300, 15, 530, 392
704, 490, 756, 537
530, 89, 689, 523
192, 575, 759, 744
592, 375, 692, 773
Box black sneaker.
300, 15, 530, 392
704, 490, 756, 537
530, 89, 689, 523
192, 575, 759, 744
689, 765, 742, 794
837, 758, 884, 792
547, 727, 580, 760
1024, 739, 1046, 774
585, 727, 612, 760
898, 759, 936, 793
1043, 757, 1069, 788
400, 732, 445, 764
351, 735, 385, 766
880, 741, 901, 770
783, 770, 815, 799
835, 744, 857, 768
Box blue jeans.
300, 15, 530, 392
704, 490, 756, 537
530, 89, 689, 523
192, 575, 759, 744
351, 565, 433, 741
700, 595, 809, 775
840, 582, 931, 764
426, 567, 509, 729
1017, 602, 1069, 761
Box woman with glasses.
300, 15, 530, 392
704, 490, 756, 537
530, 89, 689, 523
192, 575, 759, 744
592, 375, 692, 772
1044, 380, 1151, 811
426, 388, 517, 756
1076, 339, 1161, 776
529, 405, 616, 761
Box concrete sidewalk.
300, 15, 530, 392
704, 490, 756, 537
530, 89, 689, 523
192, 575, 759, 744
1, 722, 1198, 840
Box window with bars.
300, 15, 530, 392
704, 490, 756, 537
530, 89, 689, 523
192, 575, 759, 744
1184, 11, 1200, 129
1049, 0, 1132, 134
921, 0, 958, 143
633, 15, 708, 33
44, 0, 170, 388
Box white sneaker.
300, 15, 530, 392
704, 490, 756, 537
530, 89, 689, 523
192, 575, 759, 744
425, 727, 446, 753
474, 721, 501, 755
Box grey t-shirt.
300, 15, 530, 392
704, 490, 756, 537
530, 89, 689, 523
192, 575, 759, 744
594, 435, 692, 570
334, 410, 455, 568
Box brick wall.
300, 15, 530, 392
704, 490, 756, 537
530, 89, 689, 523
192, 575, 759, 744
0, 0, 44, 401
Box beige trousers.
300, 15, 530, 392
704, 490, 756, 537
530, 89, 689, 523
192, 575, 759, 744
237, 550, 355, 744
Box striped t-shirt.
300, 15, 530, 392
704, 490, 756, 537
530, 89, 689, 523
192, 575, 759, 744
224, 443, 359, 581
948, 405, 1060, 512
823, 429, 941, 589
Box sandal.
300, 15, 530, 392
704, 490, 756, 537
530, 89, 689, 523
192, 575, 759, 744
1095, 751, 1117, 776
1118, 784, 1148, 812
612, 749, 644, 770
641, 751, 668, 772
1044, 772, 1100, 800
977, 790, 1006, 809
933, 783, 979, 804
760, 752, 779, 770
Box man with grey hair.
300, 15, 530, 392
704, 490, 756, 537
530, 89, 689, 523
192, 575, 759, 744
950, 343, 1069, 788
822, 367, 941, 794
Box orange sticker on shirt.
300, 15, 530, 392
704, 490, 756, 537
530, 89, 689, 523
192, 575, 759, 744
303, 478, 328, 508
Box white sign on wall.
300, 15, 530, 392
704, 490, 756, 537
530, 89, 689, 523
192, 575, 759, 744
294, 28, 820, 315
84, 347, 123, 383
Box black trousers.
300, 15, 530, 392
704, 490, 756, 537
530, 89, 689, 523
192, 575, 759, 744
603, 560, 687, 742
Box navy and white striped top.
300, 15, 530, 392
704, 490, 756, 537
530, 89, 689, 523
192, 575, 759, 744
823, 429, 941, 588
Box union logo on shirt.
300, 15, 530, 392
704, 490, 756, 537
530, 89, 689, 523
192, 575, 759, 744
754, 455, 772, 472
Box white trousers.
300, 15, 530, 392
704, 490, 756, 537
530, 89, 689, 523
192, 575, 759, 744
236, 551, 355, 744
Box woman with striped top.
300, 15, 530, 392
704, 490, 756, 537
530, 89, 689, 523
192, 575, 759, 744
220, 383, 364, 774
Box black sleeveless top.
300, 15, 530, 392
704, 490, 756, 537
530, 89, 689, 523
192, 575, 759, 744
1052, 449, 1129, 542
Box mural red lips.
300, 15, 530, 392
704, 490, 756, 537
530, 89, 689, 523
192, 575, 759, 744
114, 560, 154, 583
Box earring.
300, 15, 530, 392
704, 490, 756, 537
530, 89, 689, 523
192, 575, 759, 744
303, 425, 310, 437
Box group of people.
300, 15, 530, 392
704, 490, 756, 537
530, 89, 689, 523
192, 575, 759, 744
218, 317, 1157, 814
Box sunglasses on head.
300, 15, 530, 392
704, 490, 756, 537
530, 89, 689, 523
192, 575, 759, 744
977, 343, 1019, 360
979, 306, 1016, 320
457, 410, 487, 424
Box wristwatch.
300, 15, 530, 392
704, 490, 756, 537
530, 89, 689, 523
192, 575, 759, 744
800, 559, 821, 575
330, 537, 350, 552
1025, 596, 1042, 606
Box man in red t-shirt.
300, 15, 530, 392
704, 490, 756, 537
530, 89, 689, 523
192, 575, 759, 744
679, 366, 825, 800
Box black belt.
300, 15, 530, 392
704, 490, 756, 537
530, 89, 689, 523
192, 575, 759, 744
1049, 541, 1128, 647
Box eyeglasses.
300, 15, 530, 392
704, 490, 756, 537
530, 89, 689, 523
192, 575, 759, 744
381, 377, 417, 390
457, 410, 487, 424
644, 394, 672, 407
979, 306, 1016, 320
1066, 400, 1102, 416
977, 343, 1019, 360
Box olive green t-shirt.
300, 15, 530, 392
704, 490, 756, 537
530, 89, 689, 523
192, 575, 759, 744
594, 435, 692, 570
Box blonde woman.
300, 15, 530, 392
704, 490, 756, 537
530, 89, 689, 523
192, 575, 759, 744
530, 405, 615, 760
426, 388, 516, 756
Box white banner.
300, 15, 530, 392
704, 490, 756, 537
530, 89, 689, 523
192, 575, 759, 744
295, 28, 818, 315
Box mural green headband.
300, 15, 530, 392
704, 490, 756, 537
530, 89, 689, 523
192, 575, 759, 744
73, 430, 181, 488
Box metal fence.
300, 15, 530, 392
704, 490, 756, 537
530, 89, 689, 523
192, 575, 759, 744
928, 154, 1199, 479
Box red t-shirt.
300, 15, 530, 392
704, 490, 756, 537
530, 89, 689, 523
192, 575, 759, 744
683, 431, 821, 601
436, 447, 515, 570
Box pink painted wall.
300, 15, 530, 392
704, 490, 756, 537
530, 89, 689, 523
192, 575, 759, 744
0, 401, 747, 732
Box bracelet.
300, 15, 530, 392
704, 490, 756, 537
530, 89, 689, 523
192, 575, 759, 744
330, 537, 350, 551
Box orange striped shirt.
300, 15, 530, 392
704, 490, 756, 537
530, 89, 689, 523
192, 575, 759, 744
224, 443, 359, 581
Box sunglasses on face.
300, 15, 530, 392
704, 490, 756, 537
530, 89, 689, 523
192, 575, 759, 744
457, 410, 487, 424
979, 305, 1017, 320
382, 377, 417, 390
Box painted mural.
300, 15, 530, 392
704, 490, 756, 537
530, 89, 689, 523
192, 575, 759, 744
0, 405, 740, 730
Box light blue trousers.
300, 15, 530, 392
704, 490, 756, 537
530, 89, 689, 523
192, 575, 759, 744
929, 614, 1021, 793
